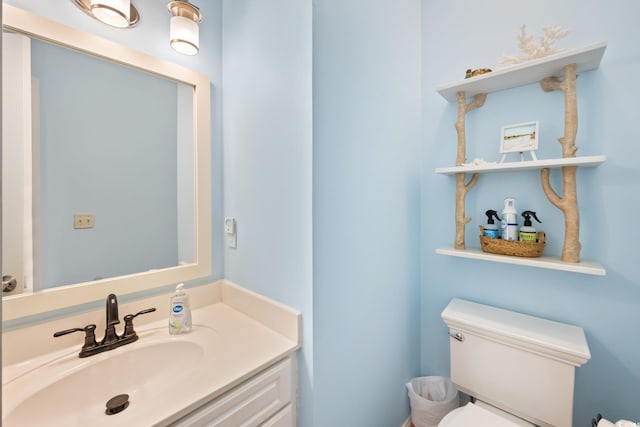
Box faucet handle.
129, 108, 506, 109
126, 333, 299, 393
54, 324, 98, 354
122, 308, 156, 339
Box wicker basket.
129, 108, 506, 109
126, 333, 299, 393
479, 225, 545, 257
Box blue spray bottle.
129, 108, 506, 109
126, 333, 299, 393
484, 210, 502, 239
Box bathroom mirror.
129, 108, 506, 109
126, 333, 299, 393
2, 5, 211, 321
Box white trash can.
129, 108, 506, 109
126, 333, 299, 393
406, 376, 459, 427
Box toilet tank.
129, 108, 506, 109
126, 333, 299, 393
441, 298, 590, 427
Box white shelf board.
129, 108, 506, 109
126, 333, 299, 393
436, 41, 607, 102
435, 155, 606, 175
436, 247, 606, 276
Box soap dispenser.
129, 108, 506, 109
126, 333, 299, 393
519, 211, 542, 243
484, 210, 502, 239
501, 197, 518, 241
169, 283, 192, 334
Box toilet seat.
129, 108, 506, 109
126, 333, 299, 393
439, 403, 534, 427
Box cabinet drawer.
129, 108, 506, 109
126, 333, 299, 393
172, 357, 293, 427
260, 404, 293, 427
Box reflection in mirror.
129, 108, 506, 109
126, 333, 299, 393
3, 34, 195, 295
2, 4, 211, 321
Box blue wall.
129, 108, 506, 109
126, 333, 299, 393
421, 1, 640, 425
32, 39, 179, 288
221, 2, 422, 426
313, 0, 422, 425
220, 0, 314, 424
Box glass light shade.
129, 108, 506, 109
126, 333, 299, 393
91, 0, 131, 28
170, 15, 199, 55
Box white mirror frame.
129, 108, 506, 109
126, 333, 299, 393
2, 5, 211, 321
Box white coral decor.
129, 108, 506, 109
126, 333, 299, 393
501, 24, 569, 65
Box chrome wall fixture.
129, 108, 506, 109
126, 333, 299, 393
73, 0, 139, 28
72, 0, 203, 56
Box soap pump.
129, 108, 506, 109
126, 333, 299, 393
519, 210, 542, 243
169, 283, 192, 334
484, 210, 502, 239
501, 197, 518, 241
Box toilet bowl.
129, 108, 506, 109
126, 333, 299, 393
439, 402, 535, 427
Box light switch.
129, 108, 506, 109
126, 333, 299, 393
224, 217, 236, 234
224, 217, 237, 249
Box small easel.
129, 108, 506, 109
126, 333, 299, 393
500, 149, 538, 163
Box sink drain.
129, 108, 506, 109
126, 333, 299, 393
105, 394, 130, 415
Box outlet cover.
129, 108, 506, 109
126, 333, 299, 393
74, 213, 95, 229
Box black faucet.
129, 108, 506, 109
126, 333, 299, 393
54, 294, 156, 358
103, 293, 121, 345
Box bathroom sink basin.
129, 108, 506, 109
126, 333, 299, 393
2, 326, 218, 427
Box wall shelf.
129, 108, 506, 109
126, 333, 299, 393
436, 247, 606, 276
436, 41, 607, 102
436, 41, 607, 274
435, 155, 606, 175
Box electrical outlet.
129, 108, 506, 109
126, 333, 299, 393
74, 213, 95, 229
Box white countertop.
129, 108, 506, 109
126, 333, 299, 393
2, 281, 301, 426
160, 302, 299, 425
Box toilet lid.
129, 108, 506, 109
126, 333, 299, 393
439, 403, 529, 427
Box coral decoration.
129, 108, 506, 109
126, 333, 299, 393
501, 24, 569, 65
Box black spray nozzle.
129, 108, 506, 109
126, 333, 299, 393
521, 210, 541, 226
485, 210, 502, 224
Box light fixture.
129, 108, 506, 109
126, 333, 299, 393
168, 1, 202, 56
72, 0, 139, 28
73, 0, 204, 56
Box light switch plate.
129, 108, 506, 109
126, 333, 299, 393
224, 217, 236, 234
224, 217, 237, 248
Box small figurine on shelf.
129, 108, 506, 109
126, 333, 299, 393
465, 68, 493, 79
462, 157, 497, 167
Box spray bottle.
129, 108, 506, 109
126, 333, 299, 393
484, 210, 502, 239
519, 211, 542, 243
501, 197, 518, 241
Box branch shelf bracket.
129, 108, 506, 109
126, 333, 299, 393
539, 63, 581, 262
453, 91, 487, 249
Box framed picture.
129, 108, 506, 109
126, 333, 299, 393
500, 121, 539, 162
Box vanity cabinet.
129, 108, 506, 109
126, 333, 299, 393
435, 42, 607, 276
172, 355, 296, 427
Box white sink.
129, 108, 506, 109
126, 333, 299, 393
2, 326, 218, 427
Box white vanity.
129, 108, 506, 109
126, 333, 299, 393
2, 280, 301, 426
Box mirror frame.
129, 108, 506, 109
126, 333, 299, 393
2, 4, 212, 321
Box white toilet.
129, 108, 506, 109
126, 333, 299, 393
438, 298, 591, 427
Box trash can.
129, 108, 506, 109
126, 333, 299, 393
406, 376, 459, 427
